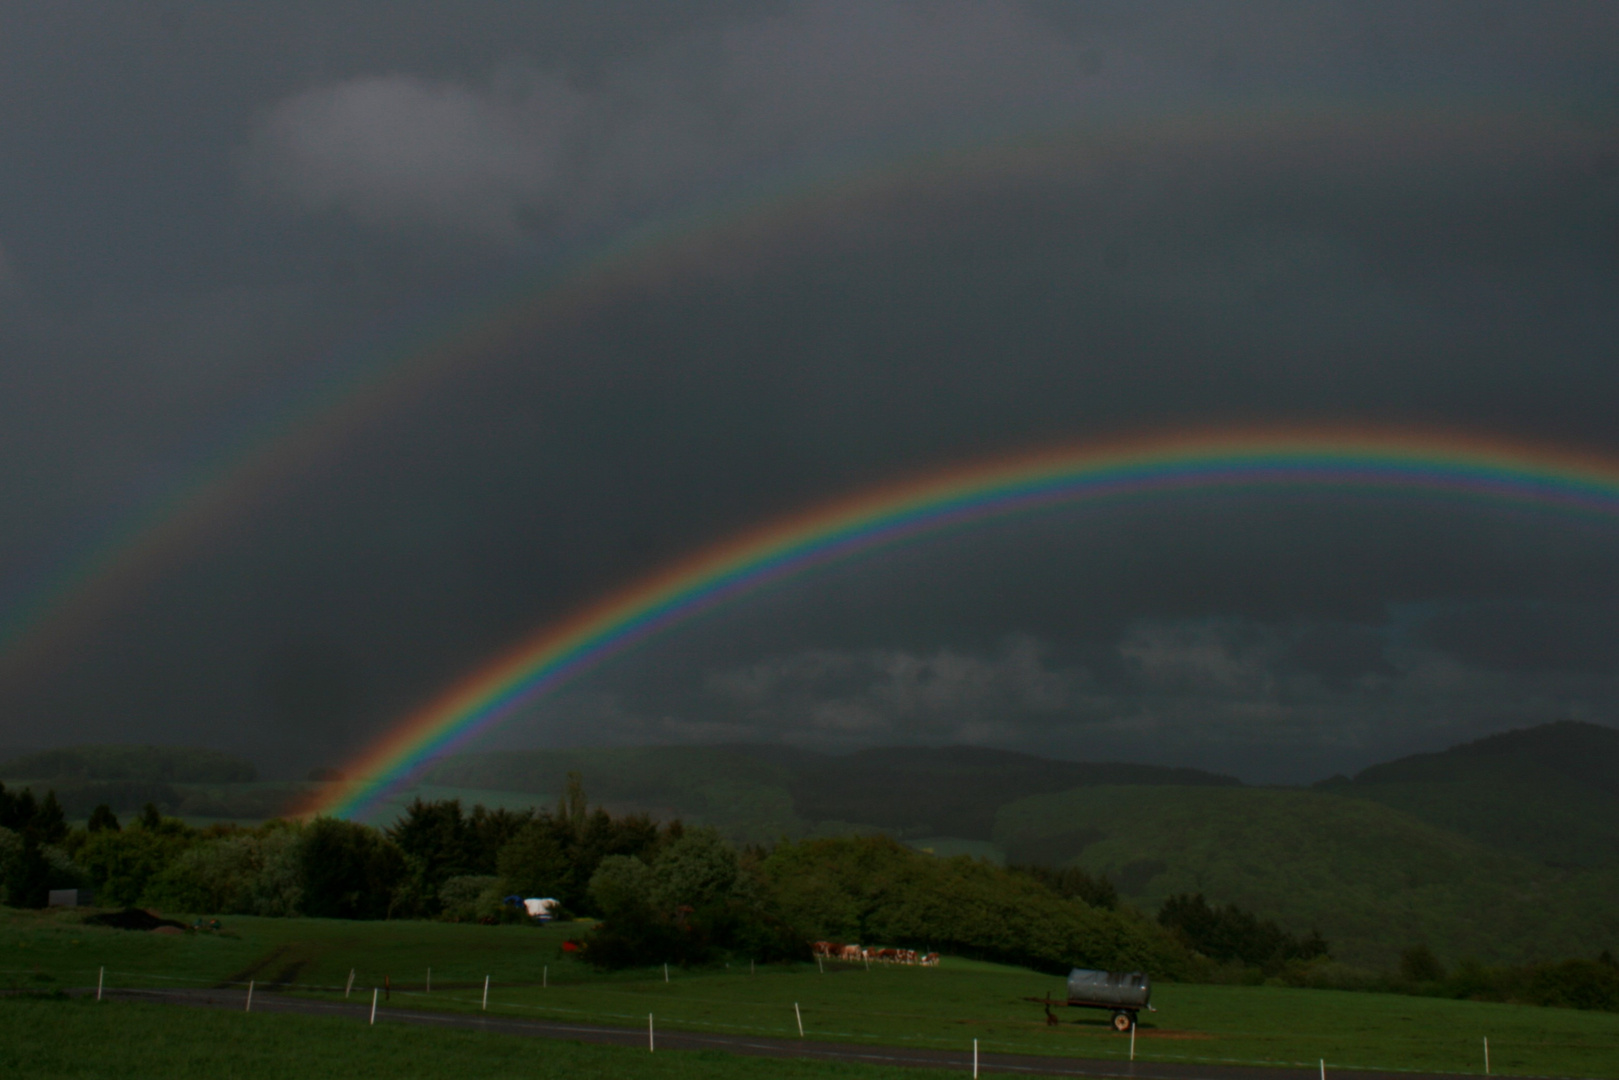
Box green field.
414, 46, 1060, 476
4, 908, 1616, 1077
0, 997, 944, 1080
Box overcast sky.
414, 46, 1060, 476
1, 2, 1617, 783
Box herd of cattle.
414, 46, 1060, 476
812, 941, 941, 966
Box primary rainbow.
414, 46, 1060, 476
1, 104, 1598, 685
309, 427, 1619, 820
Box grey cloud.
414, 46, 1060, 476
245, 73, 585, 242
667, 614, 1618, 780
243, 2, 1156, 241
704, 636, 1080, 749
0, 239, 19, 295
1120, 619, 1283, 696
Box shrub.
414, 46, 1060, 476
77, 815, 195, 907
582, 829, 803, 969
1400, 943, 1447, 984
437, 874, 506, 922
143, 824, 304, 915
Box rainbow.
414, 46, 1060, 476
0, 104, 1597, 684
309, 427, 1619, 820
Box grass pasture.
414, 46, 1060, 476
0, 996, 943, 1080
3, 907, 1617, 1078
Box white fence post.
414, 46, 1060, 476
96, 966, 104, 1001
482, 974, 490, 1010
370, 987, 378, 1025
245, 980, 254, 1012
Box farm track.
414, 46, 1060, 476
88, 987, 1529, 1080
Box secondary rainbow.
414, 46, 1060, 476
2, 104, 1595, 686
310, 427, 1619, 820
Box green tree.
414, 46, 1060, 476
87, 804, 121, 832
387, 798, 473, 916
298, 818, 406, 919
762, 836, 1187, 975
584, 828, 800, 969
78, 816, 195, 907
498, 819, 576, 900
143, 824, 304, 915
1159, 892, 1329, 971
648, 828, 741, 914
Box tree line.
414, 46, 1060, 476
7, 774, 1615, 1011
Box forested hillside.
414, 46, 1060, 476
0, 745, 300, 821
7, 722, 1618, 972
994, 784, 1619, 967
1316, 721, 1619, 867
420, 743, 1237, 842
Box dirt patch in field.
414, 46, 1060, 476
221, 944, 311, 989
84, 909, 186, 932
1143, 1029, 1213, 1040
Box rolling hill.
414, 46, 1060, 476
993, 783, 1619, 967
418, 743, 1238, 843
7, 722, 1618, 969
1315, 721, 1619, 868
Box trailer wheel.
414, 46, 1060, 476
1112, 1011, 1134, 1032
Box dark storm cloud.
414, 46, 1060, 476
1, 2, 1618, 779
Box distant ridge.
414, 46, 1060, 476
1, 744, 258, 784
1349, 720, 1619, 796
786, 745, 1238, 839
1318, 720, 1619, 867
421, 742, 1238, 842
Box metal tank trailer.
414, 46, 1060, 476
1060, 968, 1152, 1030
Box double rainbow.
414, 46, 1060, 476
308, 427, 1619, 820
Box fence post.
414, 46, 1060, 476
370, 987, 378, 1025
345, 969, 355, 998
795, 1002, 804, 1037
245, 980, 254, 1012
973, 1037, 979, 1078
482, 974, 490, 1010
1320, 1059, 1326, 1080
1484, 1038, 1491, 1076
649, 1013, 655, 1052
426, 967, 431, 994
1131, 1018, 1137, 1061
96, 966, 104, 1002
